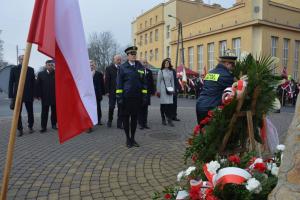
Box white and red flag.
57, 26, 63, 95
27, 0, 97, 143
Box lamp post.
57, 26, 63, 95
168, 14, 185, 69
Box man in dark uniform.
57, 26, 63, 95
36, 60, 57, 133
105, 55, 123, 128
91, 60, 105, 126
138, 59, 155, 129
116, 46, 147, 148
196, 53, 237, 124
8, 55, 36, 136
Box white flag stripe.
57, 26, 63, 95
55, 0, 97, 125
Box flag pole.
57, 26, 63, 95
0, 42, 32, 200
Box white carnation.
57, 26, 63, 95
276, 144, 285, 151
254, 158, 263, 164
220, 158, 227, 164
267, 163, 277, 171
271, 166, 279, 177
185, 166, 196, 176
246, 178, 262, 194
177, 171, 185, 182
207, 161, 220, 174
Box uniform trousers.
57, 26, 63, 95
108, 95, 122, 126
138, 105, 148, 127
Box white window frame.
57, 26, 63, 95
271, 36, 278, 74
166, 25, 170, 39
232, 38, 241, 59
188, 47, 194, 70
166, 46, 170, 58
219, 40, 227, 56
145, 51, 148, 60
197, 45, 204, 74
150, 50, 153, 61
208, 43, 214, 70
145, 33, 148, 45
155, 48, 159, 61
155, 29, 159, 41
294, 41, 300, 80
150, 32, 153, 43
283, 38, 289, 67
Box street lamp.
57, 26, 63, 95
168, 14, 185, 69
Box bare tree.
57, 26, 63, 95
0, 30, 4, 68
88, 31, 121, 72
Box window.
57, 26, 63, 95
145, 33, 148, 45
140, 52, 143, 60
140, 23, 142, 30
150, 32, 153, 43
207, 43, 214, 70
140, 35, 143, 46
283, 38, 289, 67
197, 45, 204, 74
155, 15, 158, 23
166, 25, 170, 39
155, 48, 159, 61
150, 50, 153, 61
219, 40, 227, 56
232, 38, 241, 59
145, 51, 148, 60
150, 18, 152, 26
155, 29, 159, 41
145, 21, 147, 28
188, 47, 194, 70
294, 41, 300, 80
166, 46, 170, 58
271, 36, 278, 74
134, 39, 136, 46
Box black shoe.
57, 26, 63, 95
97, 122, 103, 126
139, 126, 144, 130
87, 128, 93, 133
132, 140, 140, 147
162, 120, 167, 126
107, 121, 112, 128
173, 118, 180, 121
52, 125, 58, 130
40, 129, 47, 133
18, 130, 23, 137
117, 125, 123, 129
168, 120, 175, 127
126, 140, 132, 148
144, 125, 150, 129
29, 127, 35, 134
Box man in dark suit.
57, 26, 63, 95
105, 55, 123, 128
8, 55, 36, 136
138, 59, 155, 129
91, 60, 105, 126
36, 60, 57, 133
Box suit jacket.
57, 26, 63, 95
105, 63, 119, 96
171, 68, 180, 94
93, 71, 105, 101
144, 68, 155, 105
8, 64, 35, 102
36, 69, 56, 105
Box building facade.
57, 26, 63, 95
131, 0, 224, 67
132, 0, 300, 80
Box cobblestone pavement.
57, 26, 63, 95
0, 98, 294, 200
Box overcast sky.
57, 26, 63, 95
0, 0, 235, 69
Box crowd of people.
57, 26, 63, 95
8, 46, 182, 148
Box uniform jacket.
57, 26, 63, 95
196, 64, 234, 112
93, 71, 105, 101
104, 64, 118, 96
36, 69, 56, 105
116, 60, 147, 101
8, 64, 35, 102
156, 68, 175, 104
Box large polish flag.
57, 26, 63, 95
27, 0, 97, 143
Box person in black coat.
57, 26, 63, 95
138, 59, 155, 129
8, 55, 35, 136
36, 60, 57, 133
105, 55, 123, 128
91, 60, 105, 126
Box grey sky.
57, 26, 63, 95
0, 0, 235, 69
